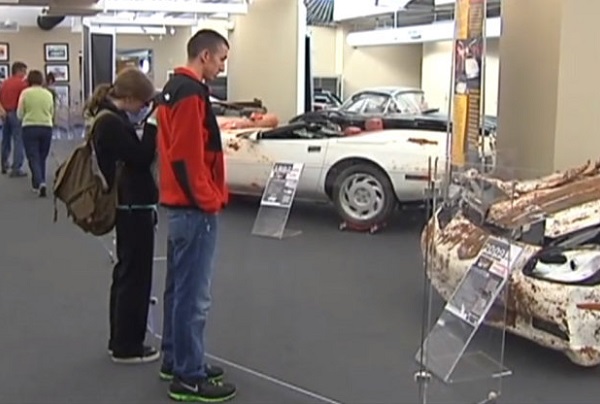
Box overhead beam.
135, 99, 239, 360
333, 0, 410, 21
89, 15, 204, 27
102, 0, 248, 14
0, 0, 48, 5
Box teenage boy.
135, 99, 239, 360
156, 29, 236, 402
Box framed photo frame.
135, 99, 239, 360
0, 43, 8, 62
45, 64, 69, 83
53, 84, 70, 108
44, 43, 69, 62
0, 64, 9, 82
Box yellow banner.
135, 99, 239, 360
450, 0, 485, 168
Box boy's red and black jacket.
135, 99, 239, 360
156, 67, 228, 213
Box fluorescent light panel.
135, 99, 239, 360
108, 25, 167, 34
90, 15, 201, 26
346, 17, 501, 47
102, 0, 248, 14
333, 0, 410, 22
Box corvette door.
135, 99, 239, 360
225, 133, 329, 200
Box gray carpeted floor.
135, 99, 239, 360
1, 154, 600, 403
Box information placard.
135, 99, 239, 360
260, 163, 303, 208
417, 236, 525, 383
251, 162, 304, 239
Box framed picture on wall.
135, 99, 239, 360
53, 84, 70, 108
0, 64, 9, 82
45, 64, 69, 83
44, 43, 69, 62
0, 43, 9, 62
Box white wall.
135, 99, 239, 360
228, 0, 305, 121
421, 38, 499, 116
342, 39, 423, 98
309, 26, 339, 77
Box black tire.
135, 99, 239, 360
332, 163, 397, 229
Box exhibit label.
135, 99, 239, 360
260, 162, 304, 208
446, 236, 524, 327
451, 0, 485, 167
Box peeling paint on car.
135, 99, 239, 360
424, 157, 600, 366
408, 137, 439, 146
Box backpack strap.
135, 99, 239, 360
84, 109, 118, 145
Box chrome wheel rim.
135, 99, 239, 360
339, 173, 385, 222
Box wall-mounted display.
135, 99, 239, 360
44, 43, 69, 62
0, 42, 8, 62
0, 64, 8, 82
45, 64, 69, 83
53, 84, 70, 107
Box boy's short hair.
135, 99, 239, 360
187, 29, 229, 60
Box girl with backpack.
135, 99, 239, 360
84, 68, 160, 364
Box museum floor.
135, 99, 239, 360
1, 151, 600, 404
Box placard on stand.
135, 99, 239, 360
251, 162, 304, 239
417, 235, 527, 391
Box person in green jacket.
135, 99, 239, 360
17, 70, 55, 197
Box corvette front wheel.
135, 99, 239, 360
332, 164, 396, 229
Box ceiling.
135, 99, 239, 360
0, 0, 502, 33
342, 0, 502, 32
0, 0, 250, 31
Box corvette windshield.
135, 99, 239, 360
340, 90, 431, 114
341, 93, 390, 113
397, 91, 429, 113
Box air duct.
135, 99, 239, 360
37, 15, 66, 31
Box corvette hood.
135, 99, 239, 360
466, 160, 600, 237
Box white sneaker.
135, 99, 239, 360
111, 346, 160, 364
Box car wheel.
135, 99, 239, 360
332, 163, 397, 228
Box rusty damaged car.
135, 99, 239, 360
423, 161, 600, 366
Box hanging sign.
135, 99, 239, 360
450, 0, 486, 167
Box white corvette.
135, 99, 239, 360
424, 161, 600, 366
221, 118, 496, 230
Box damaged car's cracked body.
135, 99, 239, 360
423, 161, 600, 366
212, 98, 279, 130
211, 97, 267, 117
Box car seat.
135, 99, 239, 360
365, 117, 383, 131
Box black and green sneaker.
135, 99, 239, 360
168, 378, 236, 402
160, 364, 225, 382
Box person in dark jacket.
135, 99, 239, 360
84, 68, 159, 364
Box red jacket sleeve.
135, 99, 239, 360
169, 96, 222, 212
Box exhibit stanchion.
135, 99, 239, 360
415, 156, 441, 404
251, 161, 304, 239
415, 153, 531, 403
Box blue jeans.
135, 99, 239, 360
1, 111, 25, 172
161, 209, 218, 382
22, 126, 52, 189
